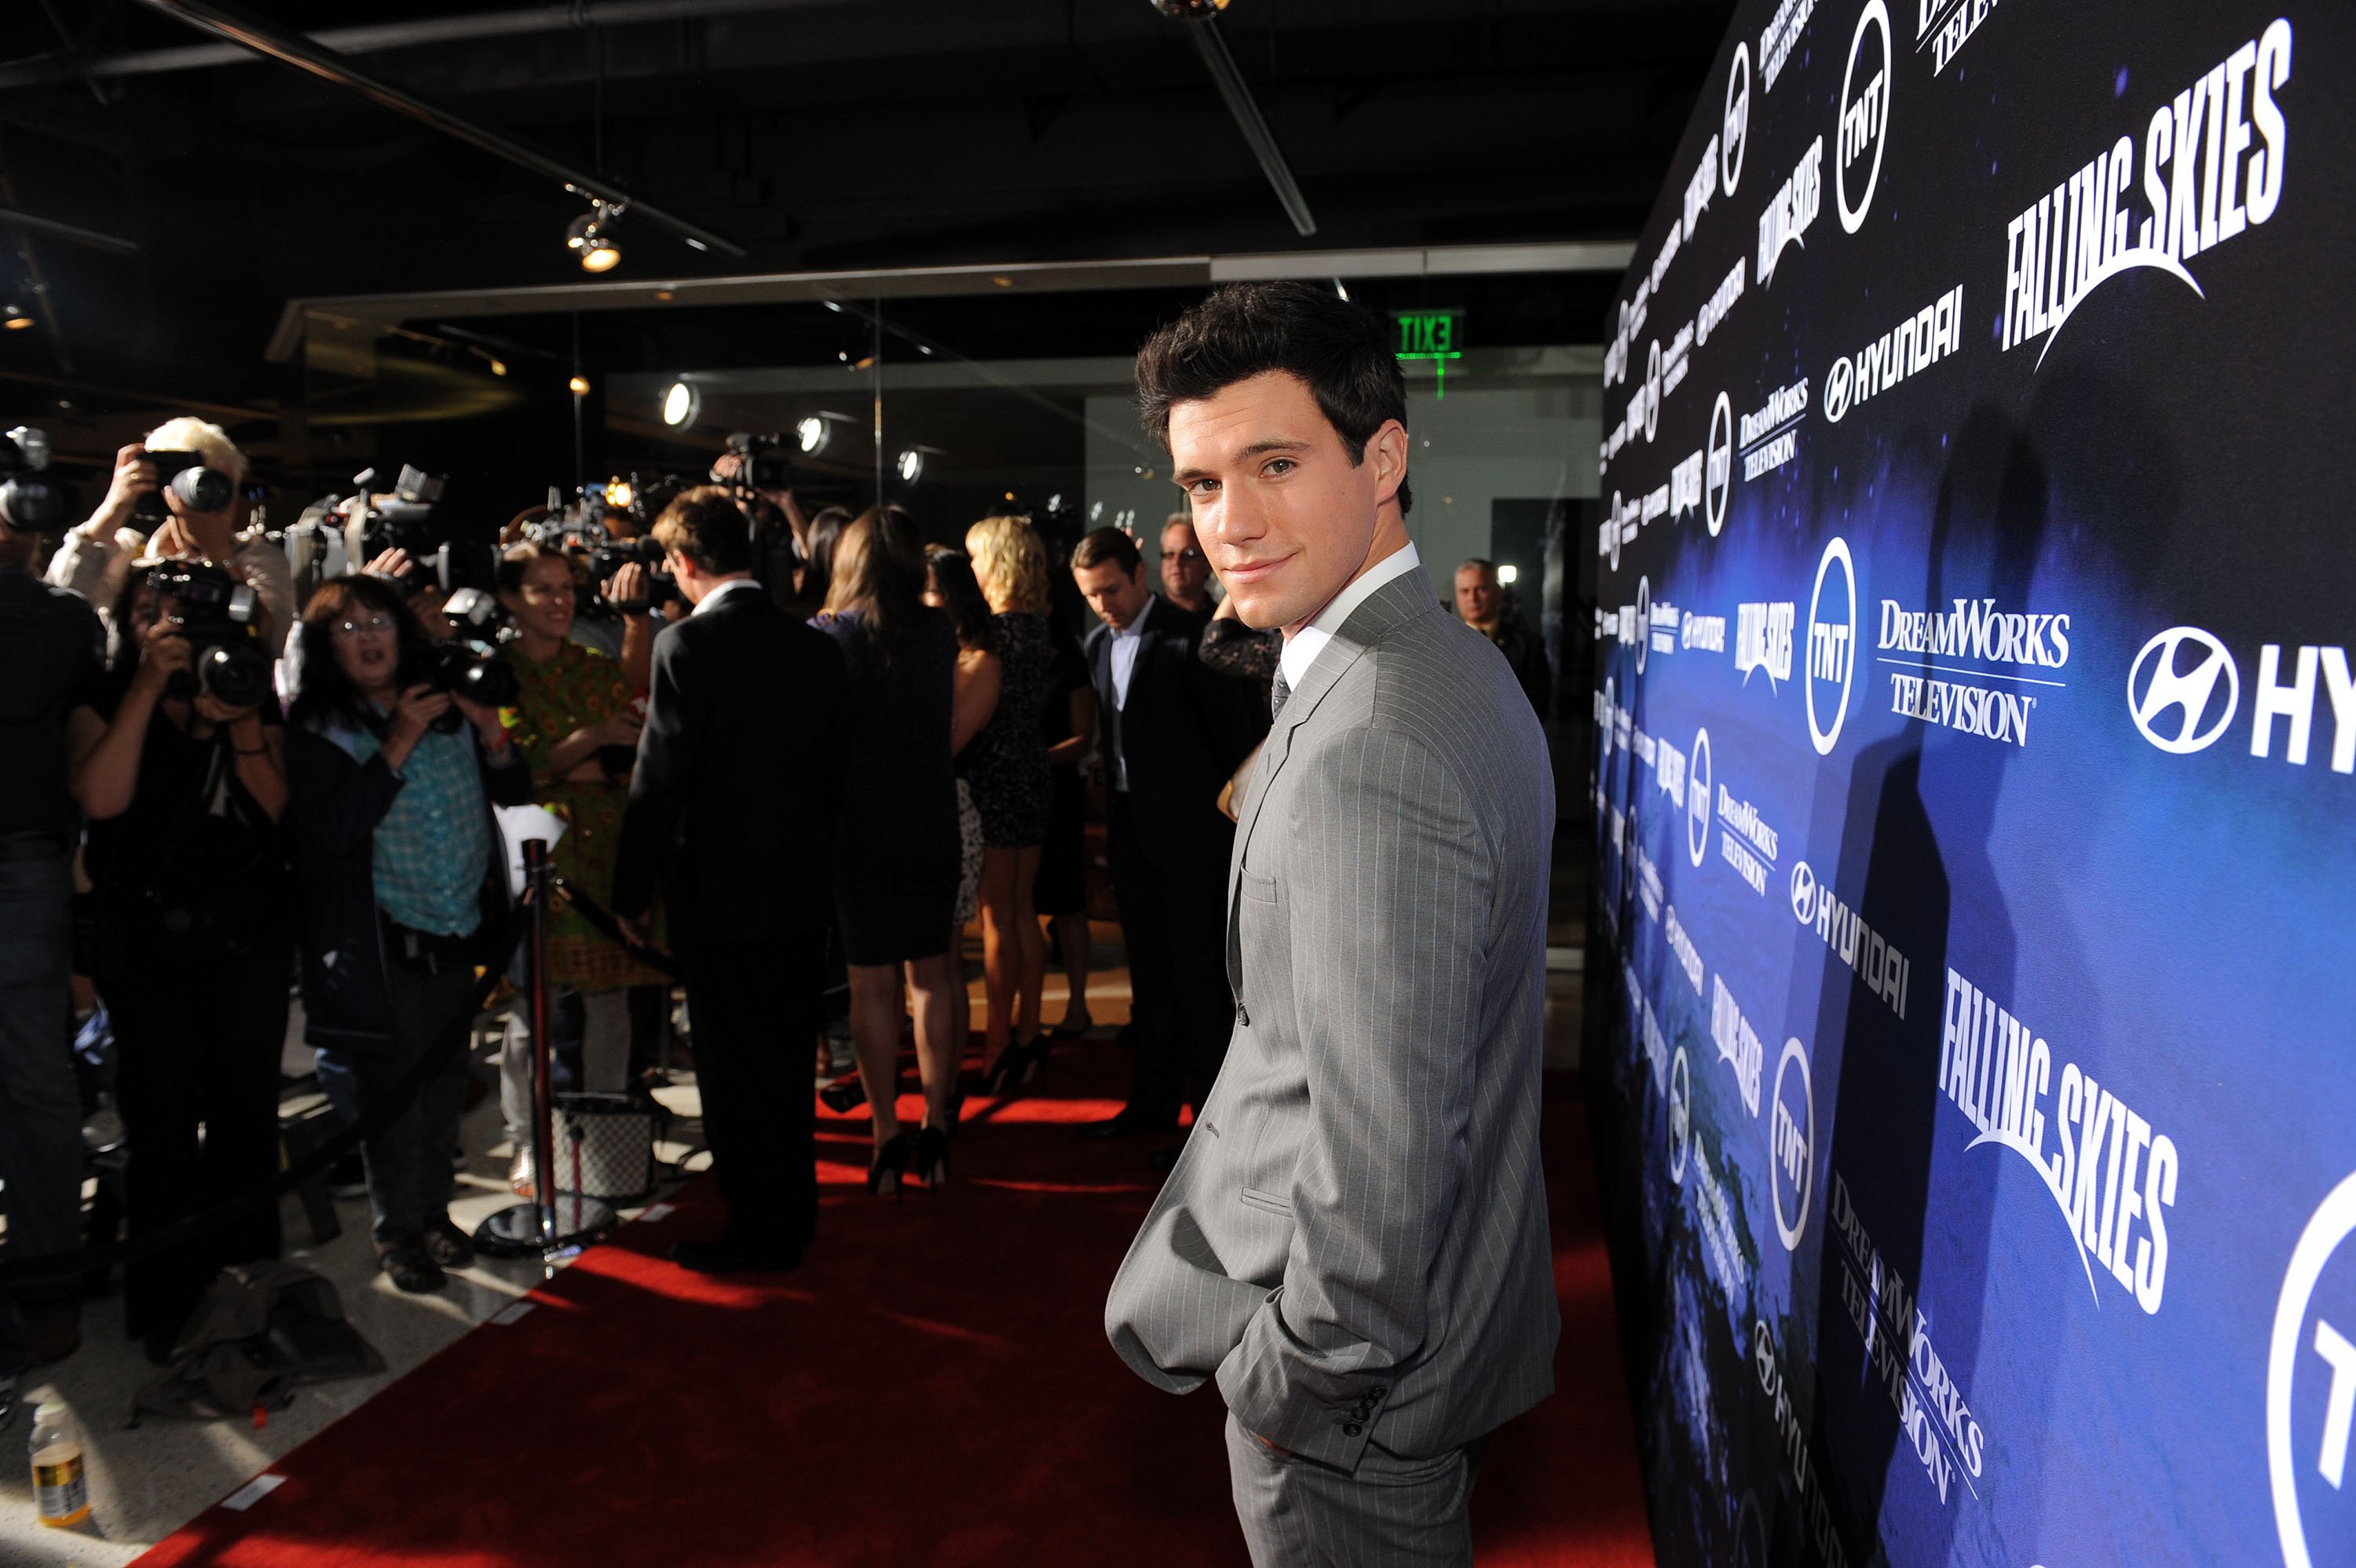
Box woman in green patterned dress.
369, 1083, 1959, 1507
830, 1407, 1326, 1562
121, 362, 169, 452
493, 544, 668, 1195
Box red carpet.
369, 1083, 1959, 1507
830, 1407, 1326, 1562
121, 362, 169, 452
134, 1046, 1652, 1566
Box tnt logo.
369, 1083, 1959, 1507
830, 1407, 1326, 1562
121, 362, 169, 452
2272, 1173, 2356, 1566
1770, 1037, 1815, 1252
1835, 0, 1890, 235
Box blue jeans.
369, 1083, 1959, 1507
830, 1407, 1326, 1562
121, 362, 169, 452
0, 851, 85, 1375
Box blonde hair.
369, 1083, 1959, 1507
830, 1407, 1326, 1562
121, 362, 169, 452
145, 416, 247, 483
964, 514, 1050, 616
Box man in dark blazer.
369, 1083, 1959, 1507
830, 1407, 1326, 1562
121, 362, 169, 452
614, 486, 846, 1274
1073, 527, 1265, 1141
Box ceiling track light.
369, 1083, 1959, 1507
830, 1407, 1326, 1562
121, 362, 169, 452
565, 195, 626, 272
660, 379, 701, 428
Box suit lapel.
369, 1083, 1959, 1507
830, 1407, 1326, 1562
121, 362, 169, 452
1224, 566, 1443, 986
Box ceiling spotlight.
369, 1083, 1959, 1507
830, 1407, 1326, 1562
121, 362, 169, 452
565, 198, 626, 273
2, 302, 31, 331
795, 415, 829, 455
569, 375, 591, 397
489, 357, 508, 376
1149, 0, 1230, 15
1498, 563, 1520, 585
660, 380, 701, 428
1333, 280, 1350, 302
896, 448, 925, 484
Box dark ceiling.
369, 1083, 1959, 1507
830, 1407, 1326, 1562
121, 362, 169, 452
0, 0, 1731, 515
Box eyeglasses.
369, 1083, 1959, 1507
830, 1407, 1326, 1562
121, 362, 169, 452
1172, 548, 1205, 564
331, 614, 395, 638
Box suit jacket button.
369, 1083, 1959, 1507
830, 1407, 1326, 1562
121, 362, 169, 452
1344, 1423, 1362, 1437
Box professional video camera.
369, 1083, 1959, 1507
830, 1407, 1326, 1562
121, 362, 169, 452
0, 426, 77, 534
132, 450, 237, 524
147, 560, 273, 709
281, 466, 496, 606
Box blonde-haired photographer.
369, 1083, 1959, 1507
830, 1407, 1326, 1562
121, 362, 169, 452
46, 415, 297, 656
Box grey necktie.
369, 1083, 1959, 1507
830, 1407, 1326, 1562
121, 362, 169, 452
1270, 667, 1290, 721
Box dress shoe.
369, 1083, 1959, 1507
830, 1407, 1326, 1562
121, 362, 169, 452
1081, 1108, 1179, 1140
668, 1237, 803, 1275
379, 1245, 448, 1295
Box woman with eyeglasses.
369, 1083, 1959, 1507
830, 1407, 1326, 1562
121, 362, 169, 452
64, 559, 293, 1359
487, 544, 669, 1198
284, 575, 531, 1294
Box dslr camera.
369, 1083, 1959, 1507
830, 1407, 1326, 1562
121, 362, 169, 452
0, 426, 77, 534
715, 432, 796, 494
133, 450, 237, 524
414, 588, 521, 729
148, 561, 273, 709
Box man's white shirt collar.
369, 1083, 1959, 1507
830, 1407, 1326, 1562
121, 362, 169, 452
1278, 541, 1420, 693
691, 576, 763, 616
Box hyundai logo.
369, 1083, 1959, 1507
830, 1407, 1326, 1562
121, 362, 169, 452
2128, 626, 2240, 754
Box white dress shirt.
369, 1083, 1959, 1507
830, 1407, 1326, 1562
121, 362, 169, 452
1107, 594, 1158, 791
691, 576, 763, 616
1278, 540, 1422, 695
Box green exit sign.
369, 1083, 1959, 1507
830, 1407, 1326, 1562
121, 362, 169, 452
1392, 309, 1465, 397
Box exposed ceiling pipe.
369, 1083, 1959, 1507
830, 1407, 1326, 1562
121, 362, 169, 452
0, 206, 138, 255
0, 0, 836, 93
130, 0, 747, 259
1183, 18, 1316, 238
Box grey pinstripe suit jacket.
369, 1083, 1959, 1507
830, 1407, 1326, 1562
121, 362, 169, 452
1105, 562, 1559, 1471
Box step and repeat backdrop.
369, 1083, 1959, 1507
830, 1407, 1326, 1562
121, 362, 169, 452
1585, 2, 2352, 1563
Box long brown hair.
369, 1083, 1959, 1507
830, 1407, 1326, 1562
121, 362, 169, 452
821, 505, 926, 652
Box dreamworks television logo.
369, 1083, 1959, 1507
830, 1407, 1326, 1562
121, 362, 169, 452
2127, 627, 2355, 773
2269, 1172, 2356, 1567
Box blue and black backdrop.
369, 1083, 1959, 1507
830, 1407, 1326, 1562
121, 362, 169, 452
1584, 2, 2354, 1563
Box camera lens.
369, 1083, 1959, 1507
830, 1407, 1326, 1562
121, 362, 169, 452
199, 643, 272, 710
170, 466, 236, 514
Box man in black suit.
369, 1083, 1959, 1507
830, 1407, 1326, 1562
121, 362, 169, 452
614, 486, 846, 1273
1072, 527, 1266, 1141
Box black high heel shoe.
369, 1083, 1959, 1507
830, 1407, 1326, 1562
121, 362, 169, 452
913, 1124, 951, 1190
868, 1133, 913, 1199
981, 1047, 1025, 1098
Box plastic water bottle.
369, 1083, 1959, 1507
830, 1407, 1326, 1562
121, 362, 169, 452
30, 1401, 90, 1528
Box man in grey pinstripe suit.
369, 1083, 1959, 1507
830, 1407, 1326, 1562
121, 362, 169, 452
1106, 283, 1560, 1565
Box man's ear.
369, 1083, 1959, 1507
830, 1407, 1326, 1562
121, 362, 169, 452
1365, 419, 1410, 506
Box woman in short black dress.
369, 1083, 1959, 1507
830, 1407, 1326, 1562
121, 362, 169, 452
812, 508, 963, 1193
1034, 625, 1097, 1036
964, 516, 1056, 1091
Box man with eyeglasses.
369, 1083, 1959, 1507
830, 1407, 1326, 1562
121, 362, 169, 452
1159, 514, 1214, 616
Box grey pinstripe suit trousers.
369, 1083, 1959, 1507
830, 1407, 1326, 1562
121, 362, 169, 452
1107, 565, 1560, 1565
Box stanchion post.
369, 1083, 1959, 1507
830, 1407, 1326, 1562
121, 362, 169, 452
524, 838, 557, 1254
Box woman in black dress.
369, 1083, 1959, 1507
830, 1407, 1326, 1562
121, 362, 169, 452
812, 509, 964, 1192
964, 517, 1057, 1091
922, 545, 1001, 1070
1034, 624, 1097, 1036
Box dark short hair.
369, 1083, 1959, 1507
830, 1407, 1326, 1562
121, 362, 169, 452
924, 546, 993, 650
1070, 526, 1142, 576
288, 573, 438, 736
651, 484, 753, 575
1134, 280, 1413, 516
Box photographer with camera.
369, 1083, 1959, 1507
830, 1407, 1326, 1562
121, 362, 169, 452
63, 557, 293, 1358
0, 462, 104, 1402
284, 574, 529, 1295
709, 440, 821, 613
47, 418, 297, 656
490, 543, 668, 1197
